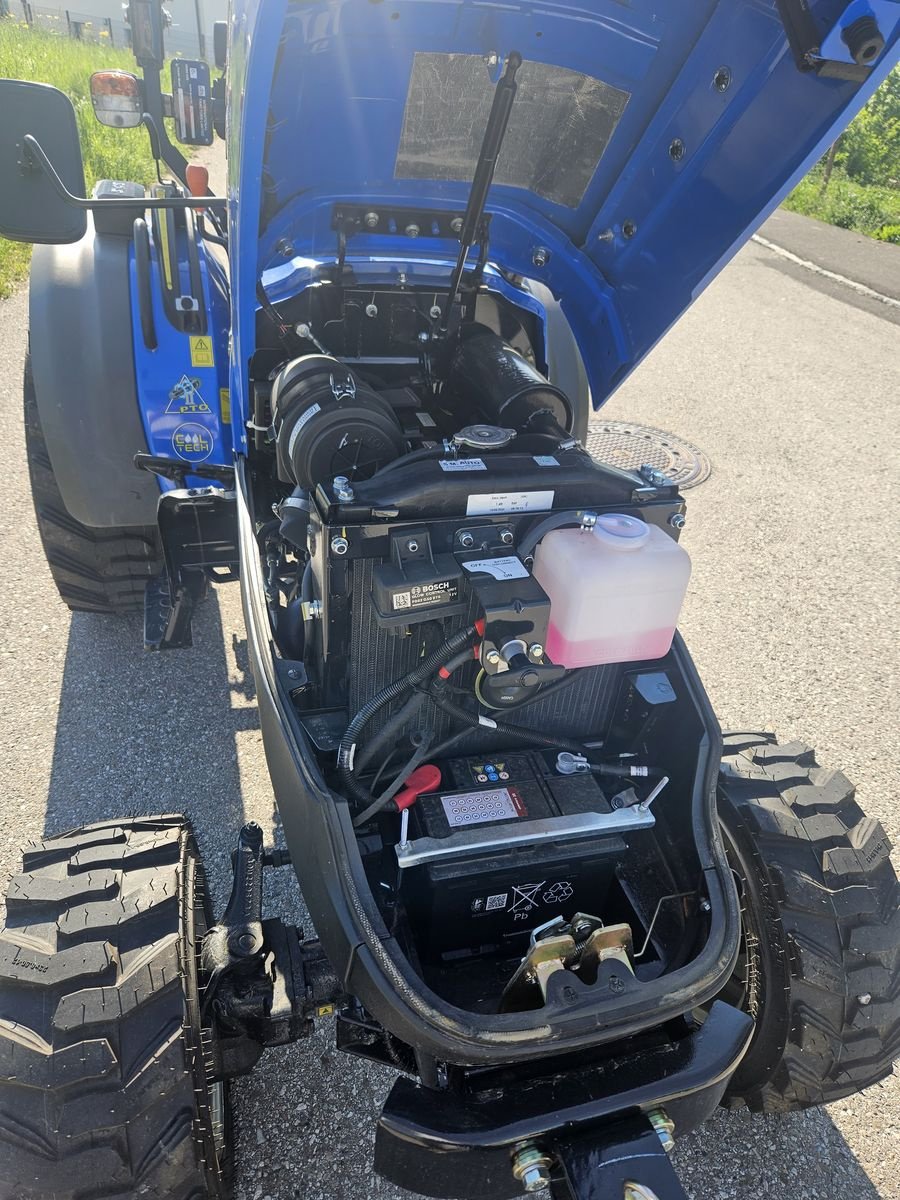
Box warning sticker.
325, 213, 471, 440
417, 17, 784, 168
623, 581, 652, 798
462, 556, 529, 581
220, 388, 231, 424
166, 375, 210, 415
172, 422, 213, 462
441, 787, 526, 828
510, 882, 545, 916
189, 335, 215, 368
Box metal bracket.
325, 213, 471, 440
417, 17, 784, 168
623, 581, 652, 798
553, 1116, 690, 1200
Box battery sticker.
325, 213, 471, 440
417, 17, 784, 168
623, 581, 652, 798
462, 556, 529, 581
392, 579, 460, 611
441, 787, 526, 827
486, 892, 508, 911
533, 455, 560, 467
439, 458, 487, 472
166, 374, 210, 415
189, 335, 215, 368
466, 490, 554, 516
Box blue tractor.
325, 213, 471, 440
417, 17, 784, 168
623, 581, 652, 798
0, 2, 898, 1197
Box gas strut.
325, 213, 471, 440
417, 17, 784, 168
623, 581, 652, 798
437, 50, 522, 337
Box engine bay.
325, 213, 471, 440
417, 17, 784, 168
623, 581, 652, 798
245, 275, 715, 1020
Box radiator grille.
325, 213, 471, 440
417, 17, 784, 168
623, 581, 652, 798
348, 559, 617, 756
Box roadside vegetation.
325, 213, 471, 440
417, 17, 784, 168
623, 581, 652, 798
0, 17, 162, 297
784, 66, 900, 243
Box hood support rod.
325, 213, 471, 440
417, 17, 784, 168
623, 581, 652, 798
437, 50, 522, 338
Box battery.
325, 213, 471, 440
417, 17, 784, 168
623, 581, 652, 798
400, 751, 626, 960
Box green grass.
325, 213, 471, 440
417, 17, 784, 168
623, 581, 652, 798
0, 17, 165, 297
784, 166, 900, 242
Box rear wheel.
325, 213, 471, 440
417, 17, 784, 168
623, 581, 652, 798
24, 353, 161, 613
716, 732, 900, 1112
0, 815, 232, 1198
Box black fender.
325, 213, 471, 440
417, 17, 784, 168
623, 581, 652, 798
29, 217, 160, 529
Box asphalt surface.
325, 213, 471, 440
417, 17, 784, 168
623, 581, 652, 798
1, 186, 898, 1200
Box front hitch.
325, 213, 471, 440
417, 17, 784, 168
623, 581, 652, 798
549, 1115, 689, 1200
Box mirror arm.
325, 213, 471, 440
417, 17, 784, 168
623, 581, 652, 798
21, 135, 227, 210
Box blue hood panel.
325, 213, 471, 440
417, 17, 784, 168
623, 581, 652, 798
227, 0, 899, 436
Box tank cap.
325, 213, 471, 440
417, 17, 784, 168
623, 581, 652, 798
593, 512, 650, 549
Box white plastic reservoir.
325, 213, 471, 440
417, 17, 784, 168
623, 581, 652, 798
532, 513, 691, 668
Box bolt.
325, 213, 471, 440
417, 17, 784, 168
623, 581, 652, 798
287, 668, 300, 679
597, 228, 614, 242
714, 66, 732, 92
528, 643, 544, 660
858, 993, 872, 1006
275, 237, 294, 258
623, 219, 638, 239
669, 137, 685, 162
365, 303, 378, 318
499, 527, 514, 545
398, 272, 408, 286
363, 210, 380, 229
532, 246, 551, 268
511, 1145, 552, 1194
330, 535, 349, 556
668, 512, 686, 529
236, 932, 257, 953
699, 898, 711, 913
429, 304, 443, 320
458, 530, 475, 549
406, 539, 419, 554
405, 223, 420, 238
485, 649, 501, 668
647, 1109, 675, 1153
450, 216, 464, 235
418, 331, 430, 342
333, 476, 354, 502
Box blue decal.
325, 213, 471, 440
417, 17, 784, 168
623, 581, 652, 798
172, 423, 214, 463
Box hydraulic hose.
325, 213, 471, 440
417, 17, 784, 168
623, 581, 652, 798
338, 623, 479, 803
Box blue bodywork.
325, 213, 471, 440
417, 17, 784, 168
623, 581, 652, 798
214, 0, 897, 457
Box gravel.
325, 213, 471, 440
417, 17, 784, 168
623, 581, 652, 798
0, 224, 897, 1200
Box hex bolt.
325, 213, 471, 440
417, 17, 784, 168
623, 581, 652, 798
333, 476, 354, 503
528, 643, 544, 661
450, 216, 464, 235
365, 303, 378, 318
405, 223, 420, 238
511, 1145, 553, 1194
406, 539, 419, 554
287, 668, 300, 679
647, 1109, 675, 1153
484, 649, 501, 668
699, 897, 711, 912
330, 535, 349, 556
532, 246, 551, 268
858, 993, 872, 1006
668, 512, 686, 530
275, 237, 294, 258
429, 304, 443, 320
499, 527, 514, 545
363, 210, 380, 229
458, 530, 475, 549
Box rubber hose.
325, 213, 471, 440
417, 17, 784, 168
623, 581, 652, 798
338, 624, 478, 802
429, 688, 589, 756
354, 691, 427, 774
517, 509, 586, 559
370, 446, 446, 477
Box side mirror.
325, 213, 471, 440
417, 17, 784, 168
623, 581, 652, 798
90, 70, 144, 129
0, 80, 87, 245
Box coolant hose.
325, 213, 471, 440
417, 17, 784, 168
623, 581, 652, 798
517, 509, 587, 559
338, 623, 479, 803
370, 446, 447, 477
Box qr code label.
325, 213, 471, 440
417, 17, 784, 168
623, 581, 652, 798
486, 893, 508, 911
392, 591, 412, 610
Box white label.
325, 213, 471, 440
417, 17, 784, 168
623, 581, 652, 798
485, 893, 508, 911
441, 787, 523, 827
287, 402, 321, 461
462, 556, 529, 581
439, 458, 487, 472
533, 455, 560, 467
466, 490, 555, 516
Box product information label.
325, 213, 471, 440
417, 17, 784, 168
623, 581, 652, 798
533, 455, 560, 467
462, 556, 529, 581
391, 579, 459, 612
466, 490, 555, 516
439, 458, 487, 472
441, 787, 526, 827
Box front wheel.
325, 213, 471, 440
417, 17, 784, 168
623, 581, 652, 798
0, 815, 232, 1198
716, 732, 899, 1113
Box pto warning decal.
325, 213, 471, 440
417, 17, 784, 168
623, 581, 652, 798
172, 422, 213, 462
189, 335, 215, 368
166, 375, 210, 415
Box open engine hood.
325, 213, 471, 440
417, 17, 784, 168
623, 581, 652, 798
228, 0, 899, 424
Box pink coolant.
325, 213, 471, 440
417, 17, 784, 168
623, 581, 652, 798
532, 513, 691, 669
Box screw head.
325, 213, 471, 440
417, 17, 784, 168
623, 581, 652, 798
532, 246, 551, 268
429, 304, 443, 320
364, 210, 380, 229
331, 535, 349, 556
714, 65, 732, 92
528, 643, 544, 660
668, 512, 686, 529
622, 219, 638, 239
365, 303, 378, 318
499, 527, 514, 545
406, 539, 419, 554
458, 531, 475, 549
858, 993, 872, 1005
450, 216, 464, 235
699, 897, 711, 913
485, 649, 501, 667
669, 137, 685, 162
405, 223, 420, 238
275, 237, 294, 258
